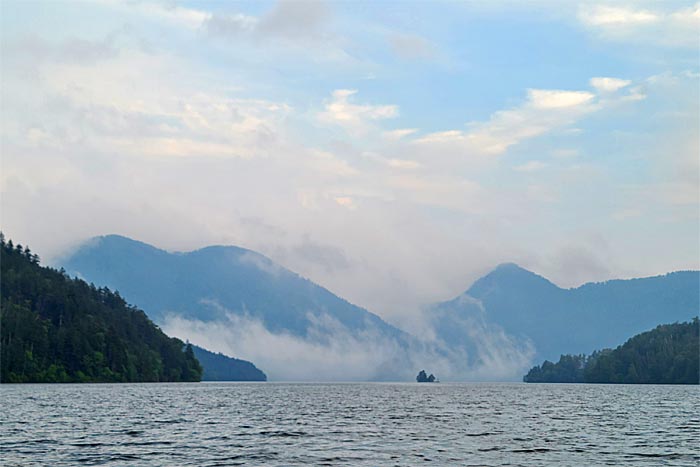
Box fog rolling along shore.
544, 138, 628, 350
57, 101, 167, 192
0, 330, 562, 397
1, 1, 699, 466
62, 235, 699, 381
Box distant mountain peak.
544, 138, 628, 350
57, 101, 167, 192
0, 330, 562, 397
91, 234, 164, 252
492, 262, 531, 274
435, 263, 559, 309
495, 261, 521, 269
466, 263, 560, 300
61, 234, 407, 341
434, 261, 699, 364
98, 234, 148, 244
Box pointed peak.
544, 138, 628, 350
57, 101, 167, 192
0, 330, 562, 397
467, 262, 560, 297
487, 262, 545, 280
493, 262, 529, 273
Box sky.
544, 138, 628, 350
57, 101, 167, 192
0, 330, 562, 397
1, 0, 698, 329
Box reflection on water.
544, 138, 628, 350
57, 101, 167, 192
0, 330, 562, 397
1, 382, 698, 466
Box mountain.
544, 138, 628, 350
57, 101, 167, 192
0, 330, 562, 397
524, 319, 699, 384
192, 345, 267, 381
61, 235, 407, 341
60, 235, 697, 381
60, 235, 421, 381
432, 263, 700, 361
0, 236, 202, 383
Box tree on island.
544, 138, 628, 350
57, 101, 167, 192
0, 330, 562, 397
416, 370, 436, 383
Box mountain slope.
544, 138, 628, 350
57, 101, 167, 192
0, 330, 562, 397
62, 235, 407, 342
0, 236, 202, 383
432, 263, 700, 361
192, 345, 267, 382
60, 235, 698, 380
524, 319, 699, 384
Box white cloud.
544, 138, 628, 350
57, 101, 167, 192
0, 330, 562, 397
317, 89, 398, 134
97, 0, 210, 30
383, 128, 418, 140
528, 89, 595, 109
3, 48, 293, 160
387, 159, 422, 170
579, 5, 659, 26
428, 301, 536, 380
545, 240, 615, 288
578, 3, 700, 47
590, 77, 632, 93
162, 311, 408, 381
385, 174, 483, 212
161, 306, 534, 381
413, 130, 463, 145
307, 149, 358, 177
619, 86, 647, 102
414, 87, 597, 156
409, 79, 650, 161
359, 151, 422, 170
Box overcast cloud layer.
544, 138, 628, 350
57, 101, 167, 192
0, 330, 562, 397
1, 1, 698, 332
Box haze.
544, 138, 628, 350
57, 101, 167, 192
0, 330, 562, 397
1, 0, 698, 329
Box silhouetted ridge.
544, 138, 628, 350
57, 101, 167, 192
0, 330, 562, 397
62, 235, 408, 340
467, 263, 560, 299
192, 345, 267, 381
431, 263, 699, 363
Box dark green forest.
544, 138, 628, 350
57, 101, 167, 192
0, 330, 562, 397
524, 319, 699, 384
0, 234, 202, 383
192, 345, 267, 381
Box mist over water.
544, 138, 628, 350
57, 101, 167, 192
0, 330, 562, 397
2, 383, 698, 467
161, 308, 534, 382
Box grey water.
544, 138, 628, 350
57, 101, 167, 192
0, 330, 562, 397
1, 383, 698, 467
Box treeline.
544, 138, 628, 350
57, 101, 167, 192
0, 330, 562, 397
524, 319, 699, 384
192, 345, 267, 381
0, 234, 202, 383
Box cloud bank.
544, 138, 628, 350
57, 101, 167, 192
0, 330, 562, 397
161, 302, 534, 382
2, 0, 697, 335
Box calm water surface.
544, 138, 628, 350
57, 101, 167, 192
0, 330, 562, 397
1, 382, 698, 466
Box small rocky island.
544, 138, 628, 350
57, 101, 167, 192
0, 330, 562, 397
416, 370, 437, 383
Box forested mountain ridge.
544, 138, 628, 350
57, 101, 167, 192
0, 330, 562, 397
62, 235, 699, 381
62, 235, 409, 341
192, 345, 267, 381
432, 263, 699, 361
523, 319, 699, 384
0, 235, 203, 383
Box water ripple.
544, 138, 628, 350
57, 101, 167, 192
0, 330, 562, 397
1, 382, 698, 466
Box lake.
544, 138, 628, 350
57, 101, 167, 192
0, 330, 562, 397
1, 382, 698, 466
